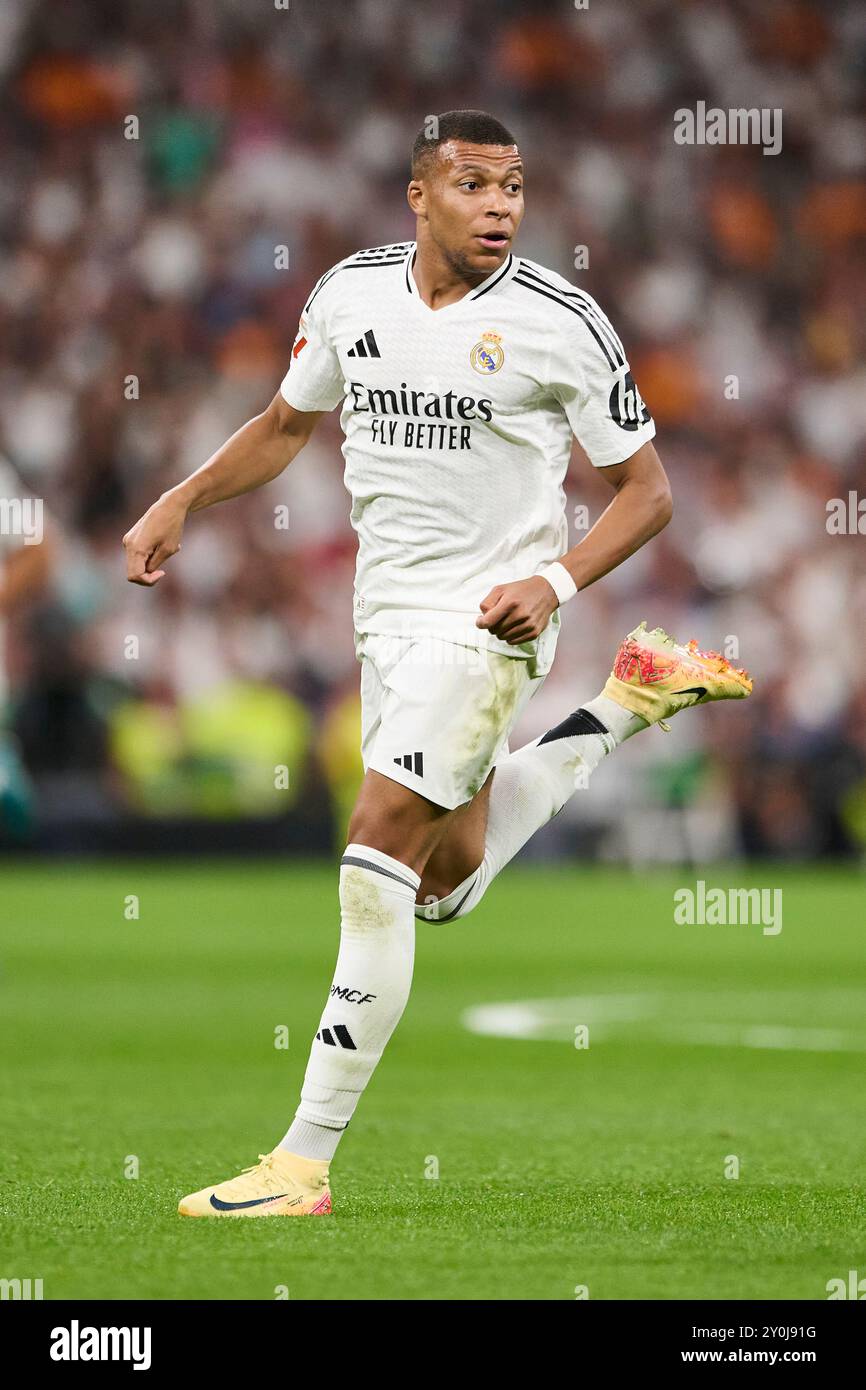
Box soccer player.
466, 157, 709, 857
123, 111, 751, 1218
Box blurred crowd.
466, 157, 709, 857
1, 0, 866, 859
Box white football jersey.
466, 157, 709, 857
280, 242, 655, 674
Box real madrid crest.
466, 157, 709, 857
470, 331, 504, 374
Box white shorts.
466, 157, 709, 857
356, 631, 551, 810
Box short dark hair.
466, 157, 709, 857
411, 110, 518, 177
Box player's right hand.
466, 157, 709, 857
122, 494, 187, 586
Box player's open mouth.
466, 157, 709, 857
475, 233, 510, 250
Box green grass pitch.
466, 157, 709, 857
2, 860, 865, 1300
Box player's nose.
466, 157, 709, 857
482, 199, 511, 224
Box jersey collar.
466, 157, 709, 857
403, 243, 516, 309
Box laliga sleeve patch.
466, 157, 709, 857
292, 316, 308, 359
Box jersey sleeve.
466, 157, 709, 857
279, 282, 345, 414
547, 292, 656, 467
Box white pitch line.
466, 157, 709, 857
658, 1022, 866, 1052
462, 994, 866, 1053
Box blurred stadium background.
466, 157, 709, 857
1, 0, 866, 863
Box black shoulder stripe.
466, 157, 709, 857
304, 254, 406, 313
572, 290, 625, 361
347, 244, 413, 266
343, 257, 408, 269
352, 242, 413, 258
516, 265, 625, 363
304, 264, 342, 315
513, 274, 621, 371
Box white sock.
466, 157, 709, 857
281, 843, 420, 1161
417, 694, 646, 923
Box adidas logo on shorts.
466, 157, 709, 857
394, 751, 424, 776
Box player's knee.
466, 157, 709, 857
344, 814, 431, 879
347, 813, 405, 858
347, 783, 447, 875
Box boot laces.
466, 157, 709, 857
234, 1153, 284, 1194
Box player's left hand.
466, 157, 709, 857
476, 575, 560, 644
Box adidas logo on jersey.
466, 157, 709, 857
347, 329, 381, 358
316, 1024, 357, 1050
394, 751, 424, 777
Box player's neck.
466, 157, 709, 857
411, 231, 489, 310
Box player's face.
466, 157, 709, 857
412, 140, 524, 277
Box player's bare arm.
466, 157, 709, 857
122, 394, 323, 586
477, 440, 672, 645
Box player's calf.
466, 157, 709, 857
179, 838, 424, 1216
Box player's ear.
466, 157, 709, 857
407, 179, 426, 217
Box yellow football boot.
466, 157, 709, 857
178, 1148, 332, 1218
604, 621, 753, 729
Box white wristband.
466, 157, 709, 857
538, 562, 577, 606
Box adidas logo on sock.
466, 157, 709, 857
394, 751, 423, 776
347, 329, 381, 358
316, 1024, 357, 1050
